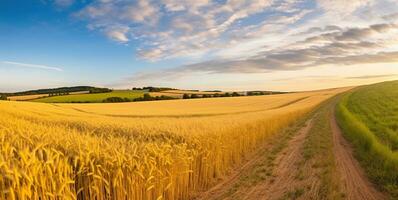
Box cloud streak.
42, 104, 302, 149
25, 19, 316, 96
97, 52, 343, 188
2, 61, 63, 72
130, 22, 398, 81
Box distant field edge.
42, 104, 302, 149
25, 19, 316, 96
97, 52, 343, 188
33, 90, 144, 103
335, 81, 398, 198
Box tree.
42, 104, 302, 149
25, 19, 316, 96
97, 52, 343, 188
190, 94, 199, 98
183, 94, 190, 99
103, 97, 126, 103
143, 93, 152, 101
223, 92, 231, 97
133, 94, 175, 102
232, 92, 240, 97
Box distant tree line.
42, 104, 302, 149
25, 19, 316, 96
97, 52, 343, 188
181, 91, 288, 99
132, 87, 176, 92
99, 90, 287, 103
49, 92, 70, 97
103, 94, 177, 103
102, 97, 132, 103
134, 93, 176, 101
0, 94, 7, 100
2, 86, 112, 97
183, 92, 242, 99
89, 87, 112, 94
247, 91, 286, 96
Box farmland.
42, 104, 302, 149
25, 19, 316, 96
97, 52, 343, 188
149, 90, 231, 99
7, 94, 50, 101
0, 88, 347, 200
336, 81, 398, 197
4, 1, 398, 199
33, 90, 144, 103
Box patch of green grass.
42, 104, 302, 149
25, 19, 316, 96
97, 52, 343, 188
336, 81, 398, 198
344, 81, 398, 150
33, 90, 144, 103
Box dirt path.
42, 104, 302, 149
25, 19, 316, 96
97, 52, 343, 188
196, 101, 387, 200
196, 117, 315, 200
194, 117, 314, 200
242, 118, 314, 200
330, 109, 387, 200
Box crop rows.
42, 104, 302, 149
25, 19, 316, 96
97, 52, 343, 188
0, 89, 343, 199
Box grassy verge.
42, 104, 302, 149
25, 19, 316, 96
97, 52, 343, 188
336, 93, 398, 198
300, 98, 343, 199
33, 90, 144, 103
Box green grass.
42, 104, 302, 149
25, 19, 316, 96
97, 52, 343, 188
336, 81, 398, 197
33, 90, 144, 103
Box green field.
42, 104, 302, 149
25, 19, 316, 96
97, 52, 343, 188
336, 81, 398, 197
33, 90, 144, 103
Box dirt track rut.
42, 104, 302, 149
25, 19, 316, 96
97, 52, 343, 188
330, 109, 386, 200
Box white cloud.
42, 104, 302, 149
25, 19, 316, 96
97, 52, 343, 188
122, 0, 159, 24
316, 0, 372, 15
75, 0, 279, 60
161, 0, 210, 12
128, 22, 398, 81
72, 0, 398, 84
105, 26, 129, 42
2, 61, 63, 72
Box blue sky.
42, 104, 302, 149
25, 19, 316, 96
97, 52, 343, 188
1, 0, 398, 92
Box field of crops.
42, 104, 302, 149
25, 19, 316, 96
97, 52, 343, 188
33, 90, 144, 103
7, 94, 50, 101
336, 81, 398, 197
0, 88, 347, 199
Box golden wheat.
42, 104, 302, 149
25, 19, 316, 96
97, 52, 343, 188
0, 88, 348, 200
7, 94, 49, 101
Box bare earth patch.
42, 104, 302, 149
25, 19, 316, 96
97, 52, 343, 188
242, 119, 314, 200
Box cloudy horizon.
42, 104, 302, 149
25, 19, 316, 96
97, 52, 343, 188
1, 0, 398, 92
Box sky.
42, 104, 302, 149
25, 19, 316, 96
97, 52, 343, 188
1, 0, 398, 92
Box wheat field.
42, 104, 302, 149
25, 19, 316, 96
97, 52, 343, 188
7, 94, 50, 101
0, 88, 348, 200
